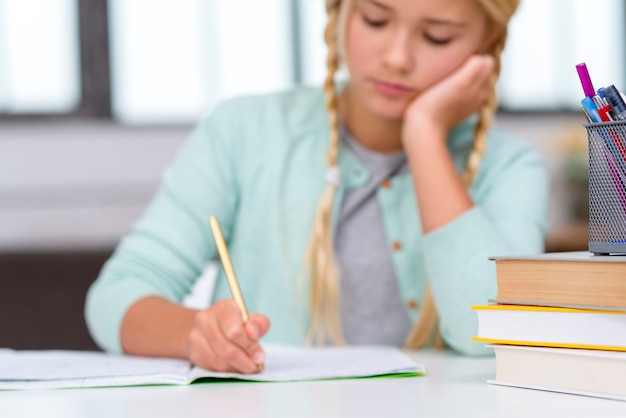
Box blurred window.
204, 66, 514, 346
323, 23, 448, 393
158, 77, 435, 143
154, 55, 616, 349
0, 0, 80, 114
108, 0, 293, 124
0, 0, 624, 122
499, 0, 626, 110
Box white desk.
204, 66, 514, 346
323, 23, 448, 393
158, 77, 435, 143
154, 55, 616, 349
1, 350, 625, 418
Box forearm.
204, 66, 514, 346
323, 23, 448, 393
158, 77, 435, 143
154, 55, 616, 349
404, 125, 473, 233
121, 296, 198, 359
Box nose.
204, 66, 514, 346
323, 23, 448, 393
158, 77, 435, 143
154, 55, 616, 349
382, 29, 413, 72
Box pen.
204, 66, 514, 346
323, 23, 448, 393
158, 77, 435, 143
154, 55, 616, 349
582, 107, 592, 123
603, 85, 626, 121
597, 87, 608, 104
598, 105, 613, 122
209, 215, 264, 371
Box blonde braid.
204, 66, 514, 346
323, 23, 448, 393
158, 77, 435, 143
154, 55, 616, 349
463, 33, 507, 186
405, 30, 510, 351
304, 0, 344, 345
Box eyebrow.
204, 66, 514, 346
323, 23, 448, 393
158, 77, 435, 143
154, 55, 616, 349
423, 18, 466, 28
364, 0, 467, 27
366, 0, 391, 11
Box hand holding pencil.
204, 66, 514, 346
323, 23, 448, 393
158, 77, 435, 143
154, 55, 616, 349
185, 216, 270, 374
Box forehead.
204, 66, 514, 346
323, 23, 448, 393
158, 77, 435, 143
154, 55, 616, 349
357, 0, 487, 23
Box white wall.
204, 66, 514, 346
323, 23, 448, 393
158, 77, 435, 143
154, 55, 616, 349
0, 122, 186, 251
0, 113, 586, 252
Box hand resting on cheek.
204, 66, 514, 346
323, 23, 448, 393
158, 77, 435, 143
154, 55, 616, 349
402, 55, 496, 143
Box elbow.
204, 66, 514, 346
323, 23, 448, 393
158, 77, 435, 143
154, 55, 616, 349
84, 282, 124, 354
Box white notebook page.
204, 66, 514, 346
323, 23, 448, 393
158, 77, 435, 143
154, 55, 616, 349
0, 344, 424, 390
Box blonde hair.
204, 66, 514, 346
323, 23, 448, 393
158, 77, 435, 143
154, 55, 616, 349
406, 0, 519, 349
305, 0, 519, 347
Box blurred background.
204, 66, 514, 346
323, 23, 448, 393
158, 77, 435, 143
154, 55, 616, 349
1, 0, 624, 349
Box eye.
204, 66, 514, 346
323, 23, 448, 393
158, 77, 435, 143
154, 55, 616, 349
362, 14, 387, 28
425, 34, 453, 46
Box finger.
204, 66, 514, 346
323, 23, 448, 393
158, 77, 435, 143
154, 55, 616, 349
188, 321, 230, 372
243, 315, 270, 370
192, 305, 252, 373
467, 55, 494, 83
245, 314, 271, 340
220, 304, 256, 348
209, 327, 259, 374
242, 340, 266, 370
214, 303, 263, 373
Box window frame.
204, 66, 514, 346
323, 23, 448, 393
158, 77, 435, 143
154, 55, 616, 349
0, 0, 111, 120
1, 0, 623, 122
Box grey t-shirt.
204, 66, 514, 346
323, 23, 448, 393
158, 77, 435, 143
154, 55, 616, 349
335, 126, 412, 346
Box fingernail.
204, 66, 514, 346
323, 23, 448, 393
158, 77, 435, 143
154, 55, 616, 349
252, 350, 265, 364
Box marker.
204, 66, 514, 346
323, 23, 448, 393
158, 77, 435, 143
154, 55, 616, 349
604, 85, 626, 121
598, 105, 613, 122
576, 63, 596, 98
581, 96, 601, 123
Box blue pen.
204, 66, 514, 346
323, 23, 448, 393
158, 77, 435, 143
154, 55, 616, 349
604, 85, 626, 121
581, 97, 602, 123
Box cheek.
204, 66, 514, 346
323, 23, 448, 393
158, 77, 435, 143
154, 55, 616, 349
344, 19, 376, 75
416, 45, 477, 90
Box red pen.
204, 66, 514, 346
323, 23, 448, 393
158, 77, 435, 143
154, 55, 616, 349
598, 104, 613, 122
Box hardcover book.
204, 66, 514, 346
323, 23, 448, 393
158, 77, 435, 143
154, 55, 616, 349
472, 304, 626, 351
489, 251, 626, 310
490, 344, 626, 401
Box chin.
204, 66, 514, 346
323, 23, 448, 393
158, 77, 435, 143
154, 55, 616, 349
366, 97, 408, 121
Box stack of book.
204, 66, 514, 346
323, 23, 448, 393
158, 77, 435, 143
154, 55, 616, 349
472, 251, 626, 401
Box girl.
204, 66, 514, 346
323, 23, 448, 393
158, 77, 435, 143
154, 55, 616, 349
86, 0, 548, 374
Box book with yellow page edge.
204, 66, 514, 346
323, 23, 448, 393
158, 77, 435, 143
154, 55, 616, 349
489, 251, 626, 310
472, 304, 626, 351
489, 344, 626, 401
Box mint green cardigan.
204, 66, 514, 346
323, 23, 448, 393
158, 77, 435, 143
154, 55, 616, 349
85, 86, 548, 355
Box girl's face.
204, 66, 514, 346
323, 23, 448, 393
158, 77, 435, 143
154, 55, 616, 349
343, 0, 493, 120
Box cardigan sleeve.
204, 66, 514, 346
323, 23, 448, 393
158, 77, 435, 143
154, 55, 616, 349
421, 134, 549, 356
84, 103, 241, 354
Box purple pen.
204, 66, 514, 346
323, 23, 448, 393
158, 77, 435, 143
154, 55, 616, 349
576, 63, 596, 98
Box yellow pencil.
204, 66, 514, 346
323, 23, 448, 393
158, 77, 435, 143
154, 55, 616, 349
209, 216, 263, 371
209, 216, 249, 322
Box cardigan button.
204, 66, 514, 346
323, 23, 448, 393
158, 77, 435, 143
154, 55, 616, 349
380, 178, 392, 188
391, 241, 402, 251
407, 299, 419, 310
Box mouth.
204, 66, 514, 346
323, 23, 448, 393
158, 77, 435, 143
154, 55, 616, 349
370, 79, 415, 97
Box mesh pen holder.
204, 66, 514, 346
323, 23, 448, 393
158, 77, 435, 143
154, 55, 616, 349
586, 120, 626, 255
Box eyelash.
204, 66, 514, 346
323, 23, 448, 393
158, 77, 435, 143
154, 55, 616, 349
425, 35, 453, 46
363, 16, 452, 46
362, 13, 454, 45
362, 15, 387, 28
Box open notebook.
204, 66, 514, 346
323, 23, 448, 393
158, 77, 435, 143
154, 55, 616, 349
0, 344, 424, 390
